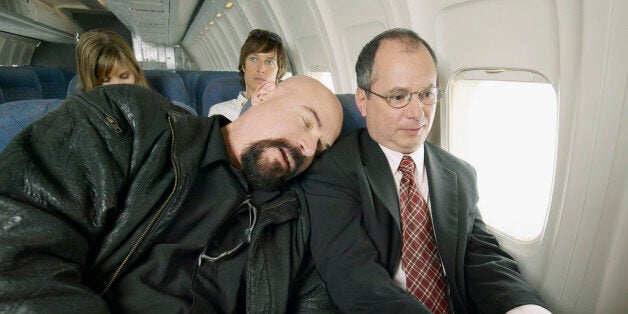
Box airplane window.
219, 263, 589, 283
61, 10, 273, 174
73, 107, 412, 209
447, 69, 557, 242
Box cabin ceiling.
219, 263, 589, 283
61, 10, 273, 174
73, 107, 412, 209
101, 0, 202, 44
0, 0, 203, 45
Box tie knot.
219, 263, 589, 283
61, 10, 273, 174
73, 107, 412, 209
398, 155, 416, 176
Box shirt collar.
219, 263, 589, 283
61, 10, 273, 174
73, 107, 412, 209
200, 115, 233, 167
236, 91, 247, 107
378, 143, 425, 174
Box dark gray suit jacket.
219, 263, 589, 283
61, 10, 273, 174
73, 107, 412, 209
299, 129, 546, 313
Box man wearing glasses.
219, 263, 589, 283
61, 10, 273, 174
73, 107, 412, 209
208, 29, 286, 121
0, 76, 342, 312
300, 28, 550, 313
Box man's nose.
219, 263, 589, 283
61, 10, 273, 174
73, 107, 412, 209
299, 135, 318, 157
405, 93, 425, 119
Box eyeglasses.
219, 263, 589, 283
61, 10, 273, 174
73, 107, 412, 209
249, 29, 283, 44
361, 86, 443, 108
197, 197, 258, 265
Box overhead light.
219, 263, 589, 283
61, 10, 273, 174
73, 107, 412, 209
216, 12, 222, 18
204, 27, 208, 30
200, 31, 204, 35
225, 2, 233, 8
209, 21, 215, 25
97, 0, 108, 9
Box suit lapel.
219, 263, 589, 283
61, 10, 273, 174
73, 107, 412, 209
424, 143, 459, 277
359, 132, 402, 232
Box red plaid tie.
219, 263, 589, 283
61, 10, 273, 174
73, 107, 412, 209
398, 155, 449, 313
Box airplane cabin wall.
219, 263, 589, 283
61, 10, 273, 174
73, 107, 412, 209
435, 0, 560, 286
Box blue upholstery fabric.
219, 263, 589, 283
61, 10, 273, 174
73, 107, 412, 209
336, 93, 366, 138
171, 100, 197, 115
175, 70, 204, 112
194, 71, 239, 115
66, 75, 82, 96
145, 72, 190, 106
57, 67, 77, 91
23, 66, 67, 99
0, 99, 63, 152
0, 67, 43, 103
201, 77, 244, 116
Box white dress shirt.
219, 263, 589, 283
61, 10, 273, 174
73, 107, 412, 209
207, 91, 247, 121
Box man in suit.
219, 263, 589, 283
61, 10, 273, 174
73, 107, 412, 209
299, 28, 551, 313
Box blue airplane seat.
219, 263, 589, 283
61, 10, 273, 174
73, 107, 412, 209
201, 77, 244, 116
194, 71, 239, 115
175, 70, 204, 112
66, 75, 82, 96
336, 93, 366, 138
23, 66, 67, 99
145, 72, 190, 107
171, 100, 197, 115
0, 98, 64, 152
57, 67, 77, 90
0, 67, 43, 103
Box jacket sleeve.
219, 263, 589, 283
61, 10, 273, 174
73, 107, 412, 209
0, 100, 125, 313
287, 188, 340, 313
444, 163, 545, 313
288, 249, 340, 313
461, 168, 547, 313
299, 154, 430, 313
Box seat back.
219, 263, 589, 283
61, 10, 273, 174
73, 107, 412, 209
201, 77, 244, 116
57, 67, 77, 91
171, 100, 198, 115
0, 67, 43, 103
145, 71, 190, 106
23, 66, 66, 99
336, 93, 366, 138
175, 70, 204, 111
194, 71, 239, 115
66, 75, 82, 96
0, 99, 64, 152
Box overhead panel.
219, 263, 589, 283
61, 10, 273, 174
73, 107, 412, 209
103, 0, 199, 44
0, 5, 79, 43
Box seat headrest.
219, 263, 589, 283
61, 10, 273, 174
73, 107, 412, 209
201, 77, 244, 116
0, 99, 63, 152
336, 93, 365, 138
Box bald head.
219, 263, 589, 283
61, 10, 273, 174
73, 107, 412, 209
223, 75, 343, 190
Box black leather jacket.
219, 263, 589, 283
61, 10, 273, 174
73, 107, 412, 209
0, 85, 336, 313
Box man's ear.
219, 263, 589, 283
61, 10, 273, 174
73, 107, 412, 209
251, 81, 277, 106
355, 88, 367, 117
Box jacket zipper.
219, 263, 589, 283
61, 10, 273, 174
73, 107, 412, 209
105, 115, 122, 133
251, 197, 298, 239
99, 117, 179, 295
244, 197, 297, 310
75, 95, 123, 134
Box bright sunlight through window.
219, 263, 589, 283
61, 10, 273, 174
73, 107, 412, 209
448, 70, 557, 242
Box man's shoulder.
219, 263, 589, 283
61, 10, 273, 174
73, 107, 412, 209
425, 141, 476, 174
326, 129, 367, 157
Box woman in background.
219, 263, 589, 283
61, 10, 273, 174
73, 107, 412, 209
76, 29, 149, 92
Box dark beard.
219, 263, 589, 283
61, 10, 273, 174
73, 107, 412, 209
240, 138, 304, 191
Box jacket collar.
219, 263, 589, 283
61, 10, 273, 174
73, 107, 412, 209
359, 130, 402, 232
424, 142, 459, 275
199, 115, 233, 167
